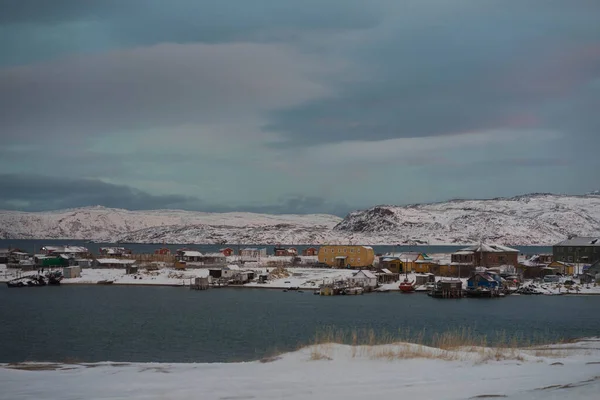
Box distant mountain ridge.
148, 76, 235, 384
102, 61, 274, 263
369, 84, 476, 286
333, 193, 600, 245
0, 193, 599, 245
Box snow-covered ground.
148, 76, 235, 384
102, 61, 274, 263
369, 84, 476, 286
2, 339, 600, 399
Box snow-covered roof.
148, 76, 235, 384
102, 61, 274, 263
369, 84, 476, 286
182, 251, 203, 257
459, 244, 519, 253
203, 252, 226, 258
42, 245, 89, 254
555, 237, 600, 246
361, 246, 373, 250
226, 265, 241, 270
335, 256, 347, 259
380, 268, 393, 274
96, 258, 136, 265
354, 270, 377, 279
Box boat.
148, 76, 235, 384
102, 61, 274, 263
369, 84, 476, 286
97, 280, 114, 285
46, 271, 63, 285
6, 275, 47, 288
399, 278, 415, 293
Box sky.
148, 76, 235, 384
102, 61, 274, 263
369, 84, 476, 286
1, 0, 599, 216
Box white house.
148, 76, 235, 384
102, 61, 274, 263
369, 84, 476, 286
349, 270, 378, 288
239, 248, 267, 262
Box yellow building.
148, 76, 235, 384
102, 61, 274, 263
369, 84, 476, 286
379, 252, 438, 273
318, 245, 375, 268
548, 261, 575, 275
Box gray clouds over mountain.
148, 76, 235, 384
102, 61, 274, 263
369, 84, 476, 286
1, 0, 599, 213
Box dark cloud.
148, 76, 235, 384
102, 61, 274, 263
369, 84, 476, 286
0, 0, 383, 66
0, 175, 351, 216
266, 1, 600, 145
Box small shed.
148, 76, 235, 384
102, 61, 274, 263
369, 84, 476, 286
209, 268, 223, 278
376, 268, 399, 284
415, 273, 436, 286
63, 266, 81, 279
258, 274, 269, 283
349, 270, 378, 288
467, 272, 499, 289
126, 265, 139, 275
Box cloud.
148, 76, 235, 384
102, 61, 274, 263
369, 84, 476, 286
0, 174, 351, 215
0, 0, 383, 66
0, 42, 332, 142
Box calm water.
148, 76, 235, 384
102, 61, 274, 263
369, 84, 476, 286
1, 285, 598, 363
0, 239, 552, 256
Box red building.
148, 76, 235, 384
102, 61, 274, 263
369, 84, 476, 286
154, 247, 171, 255
220, 248, 234, 257
302, 247, 318, 256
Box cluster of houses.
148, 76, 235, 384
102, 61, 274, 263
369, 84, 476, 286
2, 236, 599, 285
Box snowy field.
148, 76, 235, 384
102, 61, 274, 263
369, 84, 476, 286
2, 339, 600, 399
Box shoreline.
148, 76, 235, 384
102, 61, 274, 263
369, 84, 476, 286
36, 281, 600, 294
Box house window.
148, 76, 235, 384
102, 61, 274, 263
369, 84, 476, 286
568, 256, 573, 262
344, 249, 347, 253
357, 248, 362, 253
350, 258, 354, 262
351, 249, 354, 253
357, 258, 361, 262
338, 249, 342, 253
568, 247, 572, 252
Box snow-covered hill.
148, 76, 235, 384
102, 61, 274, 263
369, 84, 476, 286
1, 193, 599, 245
334, 193, 600, 245
0, 206, 342, 243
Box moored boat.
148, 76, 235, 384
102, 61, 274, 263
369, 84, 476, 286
399, 278, 415, 293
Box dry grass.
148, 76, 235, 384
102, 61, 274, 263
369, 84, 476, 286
304, 326, 583, 363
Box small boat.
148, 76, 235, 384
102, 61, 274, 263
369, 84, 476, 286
6, 275, 47, 288
97, 280, 114, 285
399, 278, 415, 293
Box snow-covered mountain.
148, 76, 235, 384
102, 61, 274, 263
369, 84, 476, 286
334, 193, 600, 245
0, 206, 342, 243
1, 193, 599, 245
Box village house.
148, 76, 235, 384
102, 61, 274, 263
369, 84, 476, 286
239, 248, 267, 262
519, 254, 574, 278
379, 252, 439, 274
41, 245, 89, 258
467, 272, 500, 291
176, 250, 204, 262
348, 270, 378, 289
273, 246, 288, 257
0, 249, 10, 264
220, 248, 234, 257
302, 247, 318, 256
99, 247, 132, 257
93, 258, 137, 268
317, 245, 375, 268
451, 244, 519, 268
154, 247, 171, 255
375, 268, 400, 284
553, 237, 600, 265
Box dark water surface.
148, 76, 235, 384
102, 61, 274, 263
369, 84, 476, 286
1, 285, 598, 363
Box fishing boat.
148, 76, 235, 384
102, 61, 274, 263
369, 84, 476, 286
399, 278, 415, 292
6, 275, 47, 288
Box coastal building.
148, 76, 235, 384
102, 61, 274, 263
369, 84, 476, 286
302, 247, 318, 256
553, 237, 600, 265
317, 245, 375, 268
99, 247, 132, 257
239, 248, 267, 261
93, 258, 137, 268
41, 245, 89, 258
379, 252, 439, 274
273, 246, 288, 256
348, 270, 378, 289
220, 248, 234, 257
176, 250, 204, 262
154, 247, 171, 255
450, 244, 519, 268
